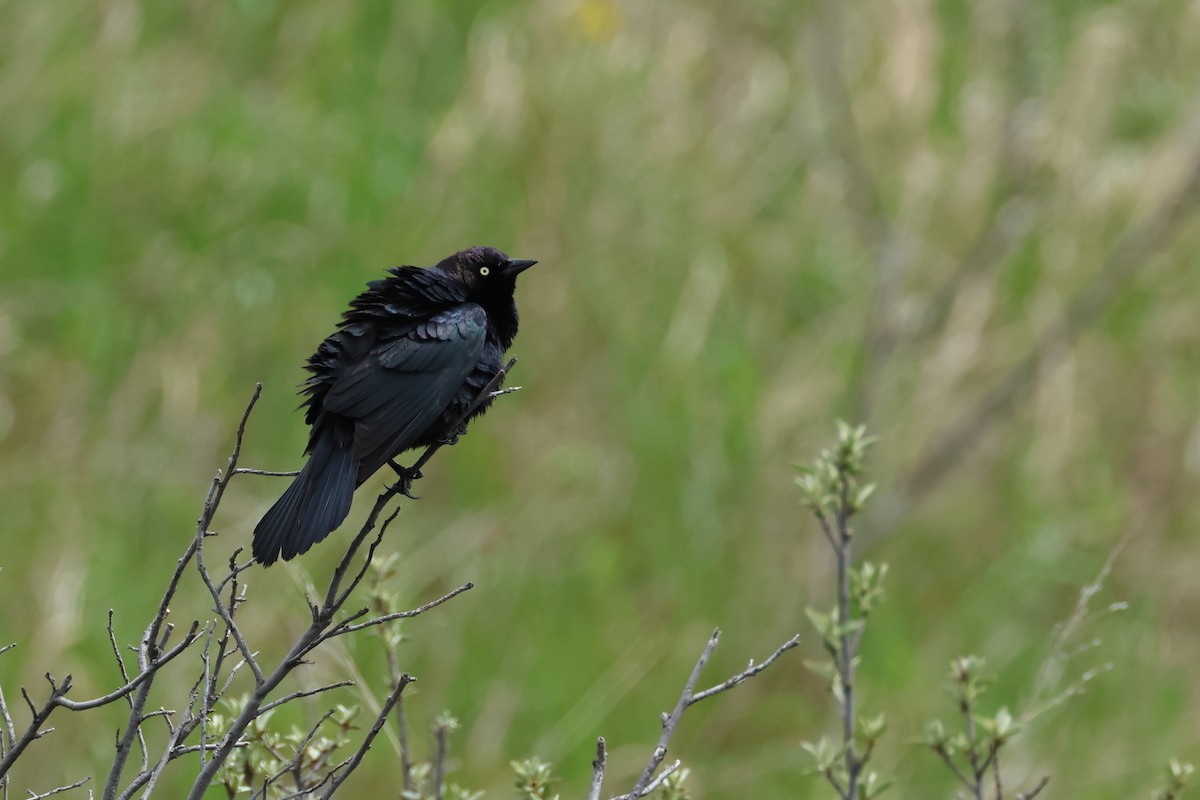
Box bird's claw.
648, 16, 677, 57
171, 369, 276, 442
438, 423, 468, 446
387, 460, 423, 499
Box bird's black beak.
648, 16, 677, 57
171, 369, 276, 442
503, 258, 537, 277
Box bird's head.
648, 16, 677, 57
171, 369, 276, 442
438, 246, 537, 298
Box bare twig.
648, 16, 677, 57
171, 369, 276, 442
993, 744, 1003, 799
611, 760, 680, 800
324, 583, 475, 639
245, 709, 338, 800
195, 535, 263, 686
103, 387, 265, 800
390, 675, 413, 794
620, 628, 799, 798
1017, 775, 1051, 799
317, 676, 415, 800
259, 682, 356, 715
105, 612, 149, 775
433, 720, 449, 800
628, 630, 719, 795
588, 737, 606, 800
1026, 531, 1128, 721
932, 745, 973, 789
57, 632, 198, 713
690, 635, 801, 703
24, 776, 89, 799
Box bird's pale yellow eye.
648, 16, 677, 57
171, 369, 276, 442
479, 267, 491, 277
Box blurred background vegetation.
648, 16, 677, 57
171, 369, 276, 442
2, 0, 1199, 797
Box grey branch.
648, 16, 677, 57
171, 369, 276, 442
1017, 775, 1050, 799
323, 583, 475, 639
24, 775, 89, 799
610, 760, 680, 800
0, 615, 198, 784
608, 628, 798, 799
258, 682, 356, 715
317, 676, 415, 800
690, 635, 801, 704
588, 738, 606, 800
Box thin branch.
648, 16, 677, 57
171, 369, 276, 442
433, 721, 449, 800
932, 745, 974, 791
628, 630, 720, 795
0, 677, 72, 780
105, 612, 149, 775
247, 710, 337, 800
1025, 531, 1129, 722
330, 509, 398, 612
56, 629, 198, 712
0, 682, 11, 800
0, 682, 15, 752
276, 756, 352, 800
992, 743, 1003, 800
611, 760, 681, 800
195, 533, 263, 686
814, 511, 839, 551
391, 678, 413, 794
822, 767, 847, 799
213, 557, 257, 596
324, 583, 475, 639
317, 675, 415, 800
106, 387, 263, 800
689, 635, 801, 703
24, 776, 90, 799
962, 697, 983, 797
835, 482, 861, 798
1017, 775, 1050, 799
124, 691, 195, 800
259, 682, 355, 715
588, 737, 606, 800
604, 626, 799, 799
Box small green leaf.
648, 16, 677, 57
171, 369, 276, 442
860, 770, 894, 799
924, 718, 948, 747
804, 658, 837, 683
860, 713, 887, 740
801, 736, 837, 772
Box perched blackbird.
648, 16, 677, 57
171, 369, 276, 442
252, 246, 536, 565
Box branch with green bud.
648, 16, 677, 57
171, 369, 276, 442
922, 656, 1046, 800
797, 422, 889, 800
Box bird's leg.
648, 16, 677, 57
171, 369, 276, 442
437, 422, 469, 446
386, 459, 423, 499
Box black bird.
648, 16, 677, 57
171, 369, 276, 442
252, 246, 536, 566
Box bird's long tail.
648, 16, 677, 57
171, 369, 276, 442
252, 418, 356, 565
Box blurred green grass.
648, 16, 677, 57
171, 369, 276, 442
2, 0, 1199, 797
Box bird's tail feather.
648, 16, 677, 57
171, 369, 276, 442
252, 421, 356, 565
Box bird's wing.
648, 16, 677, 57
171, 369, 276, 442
322, 303, 488, 479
